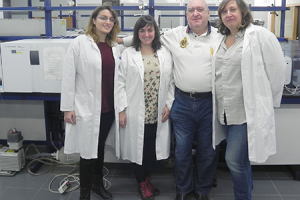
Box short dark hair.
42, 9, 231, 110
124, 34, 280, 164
217, 0, 253, 35
132, 15, 161, 52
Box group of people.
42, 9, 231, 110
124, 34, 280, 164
60, 0, 285, 200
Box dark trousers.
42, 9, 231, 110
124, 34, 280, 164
131, 123, 157, 184
80, 111, 115, 187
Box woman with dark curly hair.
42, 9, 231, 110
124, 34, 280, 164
118, 15, 174, 200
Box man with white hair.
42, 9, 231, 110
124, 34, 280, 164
161, 0, 221, 199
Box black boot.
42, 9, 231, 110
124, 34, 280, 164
79, 186, 91, 200
212, 176, 218, 187
91, 174, 113, 200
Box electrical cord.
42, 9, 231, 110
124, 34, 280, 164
48, 166, 111, 194
26, 157, 78, 176
25, 143, 112, 194
25, 143, 78, 176
25, 143, 79, 194
25, 143, 48, 159
49, 173, 80, 193
49, 131, 59, 151
284, 84, 300, 95
102, 166, 112, 190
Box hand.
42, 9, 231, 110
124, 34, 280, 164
117, 38, 124, 44
119, 111, 127, 128
64, 111, 76, 124
161, 106, 170, 123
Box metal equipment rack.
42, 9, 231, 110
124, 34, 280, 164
0, 0, 289, 41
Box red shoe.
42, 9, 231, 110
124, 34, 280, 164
145, 177, 160, 196
139, 181, 154, 200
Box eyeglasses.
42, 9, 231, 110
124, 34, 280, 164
96, 16, 116, 23
187, 7, 206, 13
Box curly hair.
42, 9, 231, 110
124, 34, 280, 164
132, 15, 161, 52
84, 6, 120, 46
217, 0, 253, 35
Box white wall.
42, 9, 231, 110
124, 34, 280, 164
253, 0, 272, 29
76, 0, 102, 4
275, 0, 300, 5
0, 0, 3, 19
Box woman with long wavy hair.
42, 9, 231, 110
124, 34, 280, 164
61, 6, 121, 200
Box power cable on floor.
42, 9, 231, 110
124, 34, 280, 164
284, 84, 300, 95
25, 143, 112, 194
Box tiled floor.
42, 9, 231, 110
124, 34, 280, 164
0, 158, 300, 200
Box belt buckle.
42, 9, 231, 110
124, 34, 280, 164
190, 91, 195, 98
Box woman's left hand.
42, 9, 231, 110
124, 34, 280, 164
119, 111, 127, 128
161, 106, 170, 123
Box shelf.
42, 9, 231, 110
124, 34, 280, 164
0, 0, 289, 39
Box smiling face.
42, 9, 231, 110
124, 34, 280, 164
186, 0, 210, 32
220, 0, 242, 34
92, 9, 115, 39
138, 24, 155, 47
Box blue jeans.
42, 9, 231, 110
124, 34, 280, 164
170, 88, 219, 195
223, 123, 253, 200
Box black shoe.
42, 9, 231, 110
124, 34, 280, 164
194, 193, 209, 200
79, 186, 91, 200
91, 184, 112, 200
212, 176, 217, 187
91, 174, 112, 200
175, 193, 190, 200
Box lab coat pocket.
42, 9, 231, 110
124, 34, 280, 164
255, 94, 274, 129
253, 56, 265, 74
128, 63, 141, 76
74, 94, 88, 118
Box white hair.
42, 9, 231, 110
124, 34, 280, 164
187, 0, 209, 11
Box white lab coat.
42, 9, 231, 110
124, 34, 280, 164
60, 35, 120, 159
212, 24, 285, 163
118, 46, 174, 165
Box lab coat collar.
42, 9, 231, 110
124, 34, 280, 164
131, 49, 145, 82
242, 24, 255, 55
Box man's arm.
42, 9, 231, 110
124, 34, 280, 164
117, 36, 133, 47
